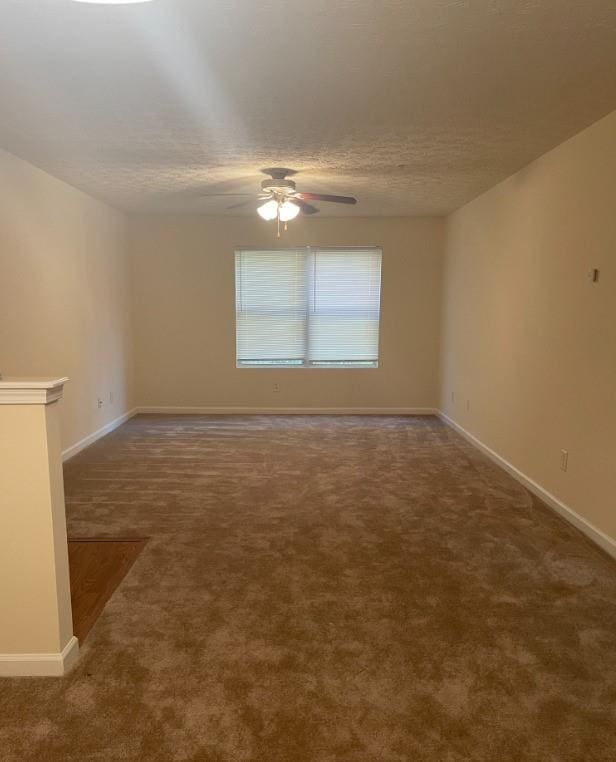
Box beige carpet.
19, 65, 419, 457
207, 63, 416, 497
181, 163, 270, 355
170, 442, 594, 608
1, 414, 615, 761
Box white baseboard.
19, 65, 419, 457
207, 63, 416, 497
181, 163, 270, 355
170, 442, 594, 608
136, 406, 438, 416
438, 412, 616, 560
0, 636, 79, 677
60, 406, 436, 459
62, 408, 138, 462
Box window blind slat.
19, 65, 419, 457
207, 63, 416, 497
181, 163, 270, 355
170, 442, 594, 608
235, 248, 382, 367
308, 249, 381, 362
235, 250, 306, 361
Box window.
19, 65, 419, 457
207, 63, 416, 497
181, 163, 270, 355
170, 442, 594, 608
235, 247, 382, 368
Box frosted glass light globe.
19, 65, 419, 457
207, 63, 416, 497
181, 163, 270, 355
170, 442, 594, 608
279, 200, 301, 222
257, 200, 279, 221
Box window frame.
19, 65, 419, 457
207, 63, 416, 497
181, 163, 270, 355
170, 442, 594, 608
234, 246, 382, 370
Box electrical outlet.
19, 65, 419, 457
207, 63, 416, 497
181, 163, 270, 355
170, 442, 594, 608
560, 449, 568, 472
97, 398, 103, 409
273, 383, 280, 393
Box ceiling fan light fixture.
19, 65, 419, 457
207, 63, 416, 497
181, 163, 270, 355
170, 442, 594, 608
257, 199, 278, 221
279, 200, 301, 222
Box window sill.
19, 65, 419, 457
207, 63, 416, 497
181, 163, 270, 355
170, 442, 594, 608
236, 363, 379, 369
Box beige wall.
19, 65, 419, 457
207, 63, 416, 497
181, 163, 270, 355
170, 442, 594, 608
440, 110, 616, 541
0, 149, 134, 452
129, 216, 444, 410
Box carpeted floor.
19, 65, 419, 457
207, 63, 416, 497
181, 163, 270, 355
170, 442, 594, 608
1, 414, 615, 761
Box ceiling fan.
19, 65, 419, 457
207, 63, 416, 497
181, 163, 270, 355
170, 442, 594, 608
201, 168, 357, 237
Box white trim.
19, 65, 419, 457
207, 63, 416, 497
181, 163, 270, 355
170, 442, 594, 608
62, 408, 138, 462
438, 412, 616, 560
0, 636, 79, 677
0, 376, 68, 405
136, 406, 438, 416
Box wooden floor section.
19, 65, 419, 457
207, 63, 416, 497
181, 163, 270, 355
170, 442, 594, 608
68, 538, 148, 643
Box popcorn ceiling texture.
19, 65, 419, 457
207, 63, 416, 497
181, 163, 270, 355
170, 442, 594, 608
0, 1, 615, 215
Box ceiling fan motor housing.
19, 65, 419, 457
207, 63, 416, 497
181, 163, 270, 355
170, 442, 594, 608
261, 178, 296, 194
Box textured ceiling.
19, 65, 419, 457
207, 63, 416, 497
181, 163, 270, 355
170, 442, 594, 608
0, 0, 615, 216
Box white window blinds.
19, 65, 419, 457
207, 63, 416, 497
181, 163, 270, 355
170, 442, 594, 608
235, 247, 382, 367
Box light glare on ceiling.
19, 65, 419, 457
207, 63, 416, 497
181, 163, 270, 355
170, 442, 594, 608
71, 1, 153, 5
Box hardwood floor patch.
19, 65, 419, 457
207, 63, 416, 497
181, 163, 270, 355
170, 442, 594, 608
68, 537, 148, 643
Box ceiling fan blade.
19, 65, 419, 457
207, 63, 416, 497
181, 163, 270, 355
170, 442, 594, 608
226, 199, 256, 210
199, 192, 255, 197
291, 199, 319, 215
295, 192, 357, 205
